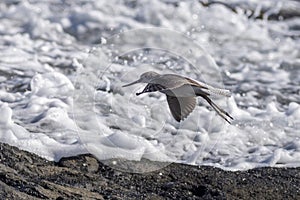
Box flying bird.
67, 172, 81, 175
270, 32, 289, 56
123, 71, 233, 123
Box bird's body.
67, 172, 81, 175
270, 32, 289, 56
123, 71, 233, 123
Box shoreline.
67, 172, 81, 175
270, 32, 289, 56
0, 142, 299, 199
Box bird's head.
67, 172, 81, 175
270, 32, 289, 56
122, 71, 160, 87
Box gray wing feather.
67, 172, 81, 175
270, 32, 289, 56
136, 83, 165, 95
166, 96, 196, 122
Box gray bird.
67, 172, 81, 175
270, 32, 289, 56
123, 71, 233, 123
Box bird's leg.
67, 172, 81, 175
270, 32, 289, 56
200, 94, 233, 124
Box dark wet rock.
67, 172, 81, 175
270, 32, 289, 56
0, 142, 299, 199
198, 0, 300, 20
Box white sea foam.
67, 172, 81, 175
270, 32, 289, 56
0, 0, 299, 171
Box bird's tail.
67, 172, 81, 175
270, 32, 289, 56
203, 84, 231, 97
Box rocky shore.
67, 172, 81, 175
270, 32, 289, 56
0, 142, 299, 199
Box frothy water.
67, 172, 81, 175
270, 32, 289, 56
0, 0, 299, 172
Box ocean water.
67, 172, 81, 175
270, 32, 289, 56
0, 0, 299, 172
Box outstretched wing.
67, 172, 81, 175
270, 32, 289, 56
136, 83, 166, 95
166, 95, 196, 122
